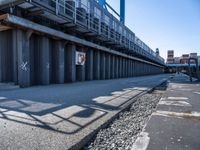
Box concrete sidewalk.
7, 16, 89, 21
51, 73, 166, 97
0, 74, 169, 150
132, 74, 200, 150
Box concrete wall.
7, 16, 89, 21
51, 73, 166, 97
0, 29, 164, 87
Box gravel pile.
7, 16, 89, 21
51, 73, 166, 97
86, 92, 162, 150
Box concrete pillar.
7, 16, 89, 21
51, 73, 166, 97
76, 48, 86, 81
131, 61, 134, 77
126, 59, 129, 77
141, 63, 144, 76
119, 57, 123, 78
123, 58, 126, 77
54, 41, 65, 84
125, 58, 127, 77
139, 62, 142, 76
0, 32, 2, 82
132, 61, 135, 77
128, 59, 131, 77
100, 52, 106, 80
105, 53, 111, 79
93, 50, 100, 80
115, 56, 119, 78
12, 30, 18, 84
85, 49, 93, 80
129, 60, 132, 77
17, 30, 32, 87
144, 63, 146, 75
39, 36, 50, 85
110, 55, 115, 79
65, 44, 76, 82
135, 61, 138, 76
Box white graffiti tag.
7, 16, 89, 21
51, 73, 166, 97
20, 61, 29, 72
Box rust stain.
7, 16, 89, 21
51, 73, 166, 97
153, 111, 200, 120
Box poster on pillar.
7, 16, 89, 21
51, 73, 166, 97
76, 51, 86, 65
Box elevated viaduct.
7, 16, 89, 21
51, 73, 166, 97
0, 0, 165, 87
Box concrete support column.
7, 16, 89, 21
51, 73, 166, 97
17, 30, 32, 87
141, 63, 143, 76
132, 61, 135, 77
126, 59, 129, 77
105, 53, 111, 79
139, 62, 142, 76
65, 44, 76, 82
119, 57, 123, 78
129, 60, 131, 77
76, 48, 86, 81
128, 59, 131, 77
123, 58, 126, 78
85, 48, 93, 81
135, 61, 138, 76
131, 61, 134, 77
12, 30, 18, 84
54, 41, 65, 84
0, 33, 2, 82
110, 55, 115, 79
39, 36, 50, 85
100, 52, 106, 80
115, 56, 119, 78
144, 64, 146, 75
93, 50, 100, 80
125, 58, 127, 77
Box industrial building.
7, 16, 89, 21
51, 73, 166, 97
0, 0, 165, 87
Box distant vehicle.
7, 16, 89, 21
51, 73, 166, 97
181, 70, 186, 73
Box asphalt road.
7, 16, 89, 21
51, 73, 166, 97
0, 74, 170, 150
132, 74, 200, 150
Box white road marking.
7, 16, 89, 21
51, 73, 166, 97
193, 92, 200, 95
167, 97, 188, 100
131, 132, 150, 150
159, 101, 191, 107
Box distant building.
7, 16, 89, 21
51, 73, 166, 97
174, 57, 180, 64
167, 50, 174, 64
166, 51, 199, 73
180, 54, 189, 64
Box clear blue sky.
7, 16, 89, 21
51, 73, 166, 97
107, 0, 200, 60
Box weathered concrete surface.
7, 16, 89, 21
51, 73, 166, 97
0, 74, 170, 150
132, 74, 200, 150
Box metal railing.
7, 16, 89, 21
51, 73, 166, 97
0, 0, 165, 64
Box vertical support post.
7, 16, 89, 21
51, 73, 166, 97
40, 37, 50, 85
54, 41, 65, 84
105, 53, 111, 79
100, 52, 106, 80
115, 56, 119, 78
123, 58, 126, 77
119, 57, 122, 78
93, 50, 100, 80
76, 47, 86, 81
65, 43, 76, 82
17, 30, 32, 88
0, 32, 2, 82
12, 30, 18, 84
110, 55, 115, 79
86, 48, 94, 80
129, 60, 131, 77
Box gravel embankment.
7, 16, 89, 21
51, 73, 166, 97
86, 92, 162, 150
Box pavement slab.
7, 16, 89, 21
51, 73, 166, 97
0, 74, 170, 150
